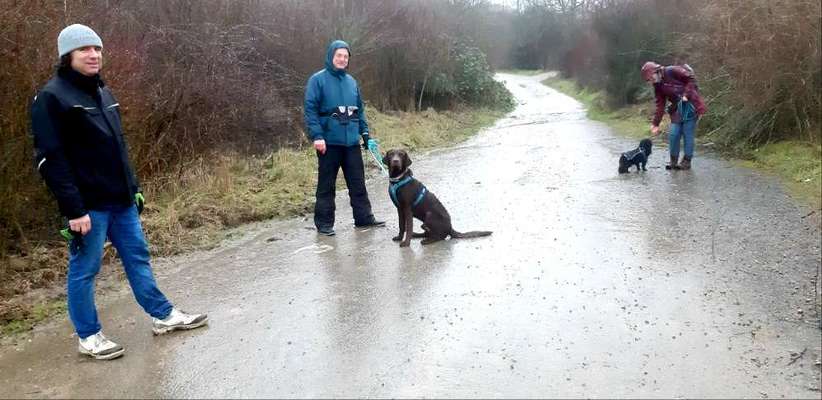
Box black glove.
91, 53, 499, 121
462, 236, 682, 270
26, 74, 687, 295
361, 134, 370, 150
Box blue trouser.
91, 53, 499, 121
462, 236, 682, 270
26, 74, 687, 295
67, 205, 172, 339
314, 144, 375, 229
669, 118, 697, 158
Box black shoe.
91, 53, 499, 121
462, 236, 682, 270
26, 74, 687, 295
317, 227, 336, 236
355, 220, 386, 228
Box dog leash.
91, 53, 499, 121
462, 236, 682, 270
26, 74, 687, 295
677, 98, 697, 122
367, 143, 389, 177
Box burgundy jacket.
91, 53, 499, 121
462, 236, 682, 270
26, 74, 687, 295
652, 66, 707, 126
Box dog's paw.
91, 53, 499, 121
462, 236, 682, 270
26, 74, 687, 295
392, 235, 402, 241
399, 241, 411, 248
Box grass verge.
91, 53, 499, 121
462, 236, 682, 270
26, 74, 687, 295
542, 75, 821, 211
737, 141, 822, 211
0, 106, 506, 339
140, 107, 505, 256
1, 300, 66, 337
542, 76, 650, 138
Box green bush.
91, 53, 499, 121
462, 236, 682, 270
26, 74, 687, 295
452, 43, 515, 110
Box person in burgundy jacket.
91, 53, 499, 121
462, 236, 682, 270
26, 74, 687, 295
641, 61, 707, 170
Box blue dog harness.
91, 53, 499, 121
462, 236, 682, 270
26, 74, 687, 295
389, 175, 427, 208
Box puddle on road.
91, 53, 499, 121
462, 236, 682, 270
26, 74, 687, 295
292, 244, 335, 255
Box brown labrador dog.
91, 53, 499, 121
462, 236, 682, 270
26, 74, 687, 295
382, 149, 492, 247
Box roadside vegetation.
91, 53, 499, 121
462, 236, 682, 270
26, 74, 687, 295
542, 75, 821, 211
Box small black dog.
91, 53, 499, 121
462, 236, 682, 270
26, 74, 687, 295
618, 138, 653, 173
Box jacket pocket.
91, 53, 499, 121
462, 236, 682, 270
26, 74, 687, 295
104, 103, 123, 134
325, 117, 345, 144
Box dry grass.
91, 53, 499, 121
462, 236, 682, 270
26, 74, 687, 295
140, 149, 317, 255
140, 107, 503, 255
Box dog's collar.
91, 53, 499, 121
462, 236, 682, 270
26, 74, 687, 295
388, 168, 411, 183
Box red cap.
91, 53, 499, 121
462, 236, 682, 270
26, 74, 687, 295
641, 61, 661, 81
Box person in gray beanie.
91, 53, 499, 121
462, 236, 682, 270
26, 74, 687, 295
57, 23, 104, 58
30, 24, 208, 360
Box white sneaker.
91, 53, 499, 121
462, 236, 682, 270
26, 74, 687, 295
78, 332, 125, 360
152, 308, 208, 335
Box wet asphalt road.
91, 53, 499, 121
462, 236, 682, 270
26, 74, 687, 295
1, 73, 820, 399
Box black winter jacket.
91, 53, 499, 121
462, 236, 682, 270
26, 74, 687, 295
31, 68, 139, 219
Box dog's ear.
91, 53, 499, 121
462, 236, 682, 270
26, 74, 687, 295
382, 150, 392, 166
402, 150, 412, 169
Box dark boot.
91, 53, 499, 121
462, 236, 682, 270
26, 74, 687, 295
680, 156, 692, 170
665, 155, 680, 170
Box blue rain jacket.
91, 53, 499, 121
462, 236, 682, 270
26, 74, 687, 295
303, 40, 369, 146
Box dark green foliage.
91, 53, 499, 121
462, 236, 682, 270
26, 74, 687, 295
452, 43, 515, 110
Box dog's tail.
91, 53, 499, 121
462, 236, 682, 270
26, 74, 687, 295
450, 229, 492, 239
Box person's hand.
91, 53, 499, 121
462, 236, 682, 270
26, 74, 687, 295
682, 95, 688, 102
69, 214, 92, 235
313, 139, 326, 155
361, 134, 378, 152
650, 125, 660, 137
134, 192, 145, 214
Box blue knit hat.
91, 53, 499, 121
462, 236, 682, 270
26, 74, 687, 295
57, 24, 103, 58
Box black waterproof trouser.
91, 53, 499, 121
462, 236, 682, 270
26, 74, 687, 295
314, 144, 375, 229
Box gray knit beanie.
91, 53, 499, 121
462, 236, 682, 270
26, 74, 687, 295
57, 24, 103, 58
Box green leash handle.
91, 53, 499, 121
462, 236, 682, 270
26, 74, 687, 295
59, 227, 83, 252
59, 228, 74, 241
368, 145, 388, 177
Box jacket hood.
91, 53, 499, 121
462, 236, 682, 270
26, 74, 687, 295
325, 40, 350, 77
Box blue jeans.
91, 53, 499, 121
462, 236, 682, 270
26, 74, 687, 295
67, 205, 172, 338
669, 118, 697, 158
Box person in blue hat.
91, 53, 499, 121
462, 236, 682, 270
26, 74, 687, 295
304, 40, 385, 236
30, 24, 208, 360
